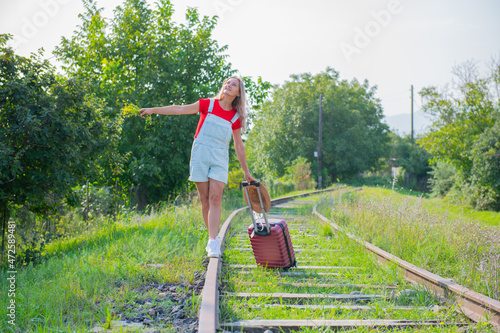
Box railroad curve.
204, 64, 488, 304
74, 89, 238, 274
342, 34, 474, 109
198, 186, 500, 333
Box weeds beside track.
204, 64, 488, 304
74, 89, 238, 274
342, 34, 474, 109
199, 187, 499, 332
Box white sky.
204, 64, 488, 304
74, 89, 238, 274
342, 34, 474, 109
2, 0, 500, 116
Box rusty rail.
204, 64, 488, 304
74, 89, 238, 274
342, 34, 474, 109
198, 186, 343, 333
198, 185, 500, 332
312, 201, 500, 331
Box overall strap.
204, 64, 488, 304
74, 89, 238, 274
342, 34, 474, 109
230, 112, 240, 124
208, 99, 215, 113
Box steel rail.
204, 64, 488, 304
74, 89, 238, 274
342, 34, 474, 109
198, 186, 344, 333
199, 185, 500, 332
312, 202, 500, 331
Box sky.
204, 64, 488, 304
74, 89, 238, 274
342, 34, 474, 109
2, 0, 500, 117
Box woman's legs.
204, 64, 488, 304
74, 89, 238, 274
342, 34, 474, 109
195, 182, 209, 229
207, 178, 224, 239
195, 178, 225, 239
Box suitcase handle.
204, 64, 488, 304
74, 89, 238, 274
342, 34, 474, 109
242, 181, 270, 235
241, 181, 260, 187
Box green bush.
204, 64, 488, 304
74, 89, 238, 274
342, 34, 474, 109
390, 133, 432, 192
341, 175, 392, 188
266, 178, 296, 198
227, 168, 245, 191
72, 183, 116, 218
428, 120, 500, 210
428, 161, 456, 197
467, 120, 500, 210
259, 156, 316, 198
285, 156, 316, 191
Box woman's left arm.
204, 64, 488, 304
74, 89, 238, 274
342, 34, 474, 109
233, 129, 256, 183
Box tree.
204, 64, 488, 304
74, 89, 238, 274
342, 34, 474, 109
418, 60, 500, 210
54, 0, 234, 209
0, 34, 106, 250
246, 68, 390, 181
467, 118, 500, 210
428, 160, 456, 197
389, 133, 432, 191
227, 76, 271, 182
242, 76, 272, 127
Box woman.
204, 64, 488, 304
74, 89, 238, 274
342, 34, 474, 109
139, 77, 256, 258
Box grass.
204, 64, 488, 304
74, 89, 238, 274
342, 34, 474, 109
359, 186, 499, 227
3, 185, 498, 332
272, 185, 338, 200
293, 325, 493, 332
424, 196, 500, 227
317, 187, 500, 302
218, 198, 498, 332
0, 186, 267, 332
0, 202, 208, 332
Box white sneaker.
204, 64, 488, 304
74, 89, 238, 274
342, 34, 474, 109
205, 237, 221, 250
206, 238, 221, 258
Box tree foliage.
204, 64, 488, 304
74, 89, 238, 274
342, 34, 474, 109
0, 33, 106, 232
54, 0, 234, 208
427, 161, 456, 197
285, 156, 315, 191
246, 68, 390, 181
389, 133, 432, 191
418, 60, 500, 210
468, 119, 500, 210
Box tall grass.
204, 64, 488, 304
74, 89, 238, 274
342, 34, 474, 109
0, 202, 208, 332
219, 200, 491, 331
317, 188, 500, 301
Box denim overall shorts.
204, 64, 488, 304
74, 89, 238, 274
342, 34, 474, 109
188, 99, 239, 184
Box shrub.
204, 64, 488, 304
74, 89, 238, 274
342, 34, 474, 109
467, 120, 500, 210
73, 183, 115, 218
428, 161, 456, 197
341, 175, 392, 188
227, 168, 245, 190
265, 178, 295, 198
285, 156, 316, 191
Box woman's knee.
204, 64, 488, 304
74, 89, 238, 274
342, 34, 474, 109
199, 193, 209, 207
208, 179, 224, 207
196, 183, 210, 206
209, 192, 222, 207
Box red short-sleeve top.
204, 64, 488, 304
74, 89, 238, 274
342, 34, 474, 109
194, 99, 242, 138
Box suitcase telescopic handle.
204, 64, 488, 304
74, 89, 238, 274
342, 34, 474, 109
241, 181, 270, 235
242, 181, 260, 187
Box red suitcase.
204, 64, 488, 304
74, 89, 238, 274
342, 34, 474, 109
242, 182, 297, 269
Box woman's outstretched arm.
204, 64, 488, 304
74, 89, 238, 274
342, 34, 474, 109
233, 129, 256, 183
139, 101, 199, 118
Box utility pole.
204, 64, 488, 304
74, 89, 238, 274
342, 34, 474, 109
318, 94, 323, 189
411, 85, 414, 142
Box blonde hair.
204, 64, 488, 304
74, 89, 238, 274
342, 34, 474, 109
214, 76, 247, 132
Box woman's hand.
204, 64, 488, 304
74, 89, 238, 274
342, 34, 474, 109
244, 172, 257, 183
139, 108, 153, 118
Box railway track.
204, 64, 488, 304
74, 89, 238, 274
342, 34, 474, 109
198, 187, 500, 332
